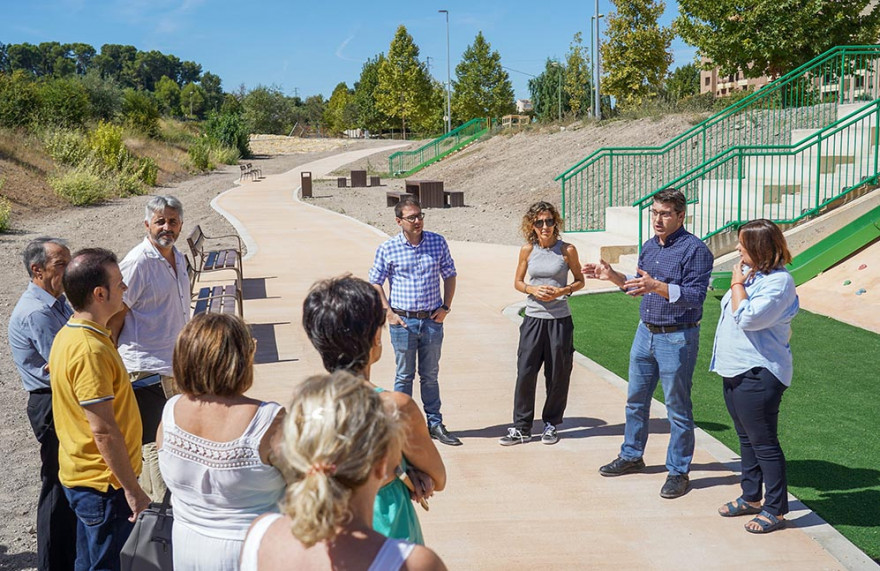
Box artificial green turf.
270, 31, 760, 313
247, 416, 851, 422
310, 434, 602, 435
569, 292, 880, 562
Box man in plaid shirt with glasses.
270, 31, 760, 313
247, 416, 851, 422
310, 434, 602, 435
583, 187, 713, 499
369, 196, 461, 446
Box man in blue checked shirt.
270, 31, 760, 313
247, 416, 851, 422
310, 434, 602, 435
583, 188, 713, 499
8, 237, 78, 571
369, 197, 462, 446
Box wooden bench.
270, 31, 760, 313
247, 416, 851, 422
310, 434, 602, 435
386, 191, 413, 207
370, 175, 381, 187
192, 284, 243, 316
444, 191, 464, 207
337, 177, 348, 188
186, 224, 243, 285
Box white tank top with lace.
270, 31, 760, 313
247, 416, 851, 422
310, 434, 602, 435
158, 394, 286, 541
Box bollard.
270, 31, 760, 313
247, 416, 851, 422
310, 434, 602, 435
301, 171, 312, 198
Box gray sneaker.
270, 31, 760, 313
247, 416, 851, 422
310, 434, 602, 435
541, 423, 559, 445
498, 427, 530, 446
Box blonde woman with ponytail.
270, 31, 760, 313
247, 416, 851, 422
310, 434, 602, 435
239, 371, 446, 570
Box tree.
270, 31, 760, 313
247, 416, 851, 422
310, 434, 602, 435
242, 85, 290, 134
564, 32, 592, 118
528, 59, 566, 122
179, 61, 202, 85
94, 44, 137, 87
354, 54, 392, 134
375, 25, 433, 138
665, 63, 700, 100
155, 75, 181, 115
70, 43, 96, 75
676, 0, 880, 78
324, 82, 355, 134
180, 82, 206, 118
200, 72, 224, 112
601, 0, 673, 109
452, 32, 515, 121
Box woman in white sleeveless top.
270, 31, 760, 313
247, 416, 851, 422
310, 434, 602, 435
157, 313, 286, 570
240, 371, 446, 571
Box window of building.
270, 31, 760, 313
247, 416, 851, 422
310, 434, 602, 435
705, 77, 711, 86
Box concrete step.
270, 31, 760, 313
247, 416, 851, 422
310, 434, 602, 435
562, 231, 638, 265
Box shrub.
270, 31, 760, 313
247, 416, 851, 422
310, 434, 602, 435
114, 172, 146, 197
122, 89, 160, 137
0, 70, 39, 128
80, 70, 123, 122
205, 111, 251, 158
187, 138, 214, 171
88, 121, 126, 170
0, 178, 10, 232
210, 144, 240, 165
132, 156, 159, 186
50, 169, 109, 206
34, 77, 91, 128
44, 129, 90, 166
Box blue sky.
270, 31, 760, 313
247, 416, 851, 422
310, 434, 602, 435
3, 0, 696, 100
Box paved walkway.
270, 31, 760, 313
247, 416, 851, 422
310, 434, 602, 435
213, 146, 875, 570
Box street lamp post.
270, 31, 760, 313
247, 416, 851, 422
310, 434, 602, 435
590, 13, 604, 119
439, 9, 451, 134
550, 61, 562, 122
593, 0, 603, 120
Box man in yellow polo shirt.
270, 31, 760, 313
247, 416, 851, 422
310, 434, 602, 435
50, 248, 150, 570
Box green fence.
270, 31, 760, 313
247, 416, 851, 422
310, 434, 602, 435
634, 100, 880, 244
556, 45, 880, 232
389, 118, 488, 177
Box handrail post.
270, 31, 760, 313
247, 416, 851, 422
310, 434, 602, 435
815, 133, 823, 209
737, 151, 743, 224
608, 152, 614, 208
875, 103, 880, 175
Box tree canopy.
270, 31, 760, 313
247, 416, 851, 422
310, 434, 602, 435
452, 32, 515, 121
676, 0, 880, 78
354, 54, 393, 134
601, 0, 673, 108
564, 32, 592, 118
375, 25, 433, 137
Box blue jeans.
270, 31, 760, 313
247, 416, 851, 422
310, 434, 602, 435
63, 486, 134, 571
621, 322, 700, 476
390, 317, 444, 427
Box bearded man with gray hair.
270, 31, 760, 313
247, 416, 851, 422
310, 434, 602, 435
109, 195, 190, 501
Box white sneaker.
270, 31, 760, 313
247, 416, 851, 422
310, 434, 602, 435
498, 427, 530, 446
541, 423, 559, 445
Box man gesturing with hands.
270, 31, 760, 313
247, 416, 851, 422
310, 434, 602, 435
583, 188, 713, 499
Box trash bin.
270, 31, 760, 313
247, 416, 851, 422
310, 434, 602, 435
301, 171, 312, 198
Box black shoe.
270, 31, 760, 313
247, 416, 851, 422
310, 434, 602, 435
429, 424, 462, 446
660, 474, 690, 499
598, 456, 646, 477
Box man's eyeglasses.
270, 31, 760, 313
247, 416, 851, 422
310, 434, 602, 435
649, 209, 676, 220
533, 218, 556, 228
400, 213, 425, 222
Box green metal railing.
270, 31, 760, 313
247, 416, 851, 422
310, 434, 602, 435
556, 45, 880, 231
389, 118, 489, 176
633, 100, 880, 245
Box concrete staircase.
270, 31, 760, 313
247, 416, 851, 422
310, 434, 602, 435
564, 102, 876, 268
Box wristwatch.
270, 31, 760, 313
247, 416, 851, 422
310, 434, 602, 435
441, 304, 450, 312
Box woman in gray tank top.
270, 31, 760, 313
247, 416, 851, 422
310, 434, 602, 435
499, 202, 585, 446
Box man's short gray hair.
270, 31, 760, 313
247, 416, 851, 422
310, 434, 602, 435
23, 237, 68, 278
145, 195, 184, 222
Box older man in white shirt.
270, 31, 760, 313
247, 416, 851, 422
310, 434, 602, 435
109, 195, 190, 501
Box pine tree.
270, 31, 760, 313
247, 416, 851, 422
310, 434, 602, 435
452, 32, 515, 121
601, 0, 673, 109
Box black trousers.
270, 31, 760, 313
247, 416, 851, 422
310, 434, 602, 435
723, 367, 789, 516
26, 391, 77, 571
513, 315, 574, 432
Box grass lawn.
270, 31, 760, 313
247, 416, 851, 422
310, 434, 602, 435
569, 292, 880, 562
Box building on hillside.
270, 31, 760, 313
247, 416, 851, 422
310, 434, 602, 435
699, 59, 773, 97
516, 99, 533, 113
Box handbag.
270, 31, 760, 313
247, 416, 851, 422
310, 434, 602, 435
121, 490, 174, 570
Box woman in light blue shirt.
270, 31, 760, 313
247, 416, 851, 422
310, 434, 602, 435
710, 219, 799, 534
